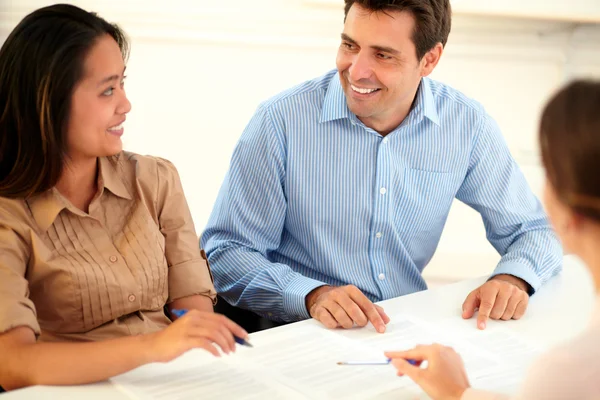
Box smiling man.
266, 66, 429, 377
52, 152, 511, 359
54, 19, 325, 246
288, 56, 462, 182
202, 0, 563, 332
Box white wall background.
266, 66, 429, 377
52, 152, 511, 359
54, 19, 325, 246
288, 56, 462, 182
1, 0, 600, 285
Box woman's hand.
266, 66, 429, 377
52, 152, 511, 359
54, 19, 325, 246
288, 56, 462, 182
385, 344, 470, 400
147, 310, 248, 363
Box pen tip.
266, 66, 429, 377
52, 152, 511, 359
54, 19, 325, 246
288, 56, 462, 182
336, 362, 343, 365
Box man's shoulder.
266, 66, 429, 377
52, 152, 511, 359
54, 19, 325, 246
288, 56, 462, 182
259, 69, 337, 113
426, 78, 488, 117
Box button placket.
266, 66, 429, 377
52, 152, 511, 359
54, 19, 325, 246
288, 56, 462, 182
94, 225, 138, 314
372, 136, 394, 297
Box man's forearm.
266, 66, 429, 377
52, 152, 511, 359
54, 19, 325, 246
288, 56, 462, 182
207, 245, 312, 322
494, 227, 563, 294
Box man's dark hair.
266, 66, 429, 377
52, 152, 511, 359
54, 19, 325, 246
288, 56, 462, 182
344, 0, 451, 60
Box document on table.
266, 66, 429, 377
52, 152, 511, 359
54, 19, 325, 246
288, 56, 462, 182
111, 316, 542, 399
111, 349, 307, 400
461, 329, 542, 394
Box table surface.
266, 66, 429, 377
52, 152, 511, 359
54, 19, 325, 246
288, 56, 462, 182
3, 255, 595, 399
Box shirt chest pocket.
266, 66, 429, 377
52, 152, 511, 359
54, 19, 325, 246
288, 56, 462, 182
395, 168, 464, 234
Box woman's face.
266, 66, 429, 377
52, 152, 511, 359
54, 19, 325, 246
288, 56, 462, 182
66, 34, 131, 161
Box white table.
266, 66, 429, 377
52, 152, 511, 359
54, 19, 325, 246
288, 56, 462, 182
3, 255, 595, 399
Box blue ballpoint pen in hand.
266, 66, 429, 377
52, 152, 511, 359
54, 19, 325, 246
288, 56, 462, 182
170, 308, 253, 348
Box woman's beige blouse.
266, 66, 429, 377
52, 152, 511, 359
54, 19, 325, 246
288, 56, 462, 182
0, 152, 216, 342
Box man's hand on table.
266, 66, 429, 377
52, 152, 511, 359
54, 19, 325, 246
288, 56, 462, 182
462, 274, 530, 330
305, 285, 390, 333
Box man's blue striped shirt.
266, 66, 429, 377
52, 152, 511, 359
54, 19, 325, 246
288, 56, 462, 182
202, 70, 563, 322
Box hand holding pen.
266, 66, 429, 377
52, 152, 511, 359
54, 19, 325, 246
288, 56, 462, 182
144, 309, 251, 363
171, 309, 253, 348
384, 345, 471, 400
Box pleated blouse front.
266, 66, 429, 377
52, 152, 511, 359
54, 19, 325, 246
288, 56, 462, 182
0, 152, 216, 342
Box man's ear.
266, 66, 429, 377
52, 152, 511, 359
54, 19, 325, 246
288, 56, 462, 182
420, 42, 443, 77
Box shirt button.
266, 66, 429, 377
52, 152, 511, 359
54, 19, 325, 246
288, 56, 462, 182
375, 232, 382, 238
380, 187, 387, 195
109, 255, 118, 263
378, 273, 386, 281
382, 137, 389, 144
128, 294, 136, 302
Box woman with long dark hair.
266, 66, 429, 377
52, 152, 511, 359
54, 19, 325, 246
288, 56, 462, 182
0, 4, 246, 390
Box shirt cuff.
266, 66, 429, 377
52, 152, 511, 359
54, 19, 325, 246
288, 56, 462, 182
283, 274, 328, 320
490, 261, 542, 295
168, 258, 217, 304
462, 388, 510, 400
0, 300, 41, 337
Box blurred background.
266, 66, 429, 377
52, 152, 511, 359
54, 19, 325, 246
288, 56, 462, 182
1, 0, 599, 287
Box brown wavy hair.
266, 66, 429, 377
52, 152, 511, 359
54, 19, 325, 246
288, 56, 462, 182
540, 80, 600, 222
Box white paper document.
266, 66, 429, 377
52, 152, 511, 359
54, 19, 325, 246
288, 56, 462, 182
112, 350, 306, 400
111, 316, 542, 399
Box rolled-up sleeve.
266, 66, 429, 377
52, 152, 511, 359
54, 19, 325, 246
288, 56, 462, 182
155, 158, 217, 304
0, 213, 40, 336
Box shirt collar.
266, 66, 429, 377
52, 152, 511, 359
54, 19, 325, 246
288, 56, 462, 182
98, 155, 132, 201
27, 189, 67, 233
413, 77, 440, 126
320, 72, 440, 127
320, 72, 354, 123
26, 155, 132, 233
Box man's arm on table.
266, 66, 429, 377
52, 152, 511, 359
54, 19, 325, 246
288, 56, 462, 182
202, 105, 326, 322
202, 105, 389, 330
455, 114, 562, 328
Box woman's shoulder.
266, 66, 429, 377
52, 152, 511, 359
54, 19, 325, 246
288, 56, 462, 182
0, 195, 36, 231
520, 322, 600, 398
0, 196, 41, 249
112, 151, 178, 176
554, 313, 600, 361
0, 195, 27, 214
109, 151, 183, 204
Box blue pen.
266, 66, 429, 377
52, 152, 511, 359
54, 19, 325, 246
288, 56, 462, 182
337, 358, 418, 366
170, 308, 253, 348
